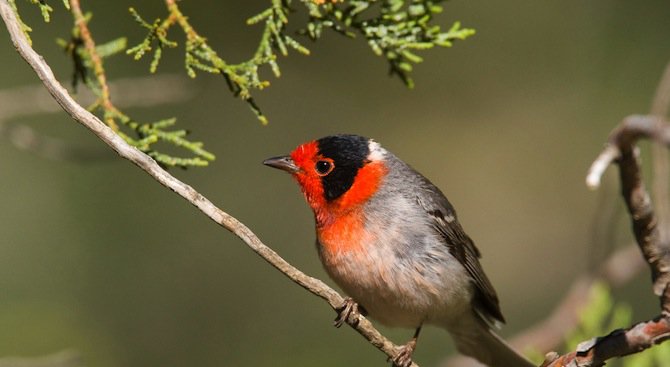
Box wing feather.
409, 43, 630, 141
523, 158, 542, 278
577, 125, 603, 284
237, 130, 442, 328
416, 189, 505, 326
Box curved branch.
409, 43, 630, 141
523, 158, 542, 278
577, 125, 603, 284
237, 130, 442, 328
543, 115, 670, 367
0, 1, 413, 365
587, 115, 670, 296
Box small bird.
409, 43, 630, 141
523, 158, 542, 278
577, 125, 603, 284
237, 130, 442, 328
264, 134, 534, 367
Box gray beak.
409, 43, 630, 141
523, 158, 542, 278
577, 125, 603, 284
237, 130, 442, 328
263, 155, 300, 173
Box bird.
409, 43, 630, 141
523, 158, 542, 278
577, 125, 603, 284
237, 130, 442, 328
263, 134, 534, 367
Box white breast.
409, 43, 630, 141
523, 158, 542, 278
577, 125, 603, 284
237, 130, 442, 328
317, 199, 473, 328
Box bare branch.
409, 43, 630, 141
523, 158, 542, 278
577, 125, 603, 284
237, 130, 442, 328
69, 0, 118, 130
586, 145, 620, 189
541, 316, 670, 367
0, 1, 414, 365
545, 114, 670, 367
587, 115, 670, 296
444, 61, 670, 367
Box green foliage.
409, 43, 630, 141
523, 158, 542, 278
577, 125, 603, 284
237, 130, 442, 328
8, 0, 63, 43
12, 0, 473, 167
56, 33, 128, 90
302, 0, 475, 88
126, 7, 177, 74
8, 0, 31, 44
55, 4, 215, 168
11, 0, 214, 168
127, 0, 312, 125
127, 0, 473, 122
29, 0, 53, 22
564, 282, 670, 367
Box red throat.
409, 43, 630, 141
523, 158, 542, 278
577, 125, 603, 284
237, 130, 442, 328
289, 141, 388, 253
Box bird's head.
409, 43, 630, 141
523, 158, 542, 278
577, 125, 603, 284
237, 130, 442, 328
263, 134, 388, 223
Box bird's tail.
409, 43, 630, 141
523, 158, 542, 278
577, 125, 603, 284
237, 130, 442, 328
447, 318, 535, 367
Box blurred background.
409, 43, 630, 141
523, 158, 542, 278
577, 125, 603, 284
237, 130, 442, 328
1, 1, 670, 366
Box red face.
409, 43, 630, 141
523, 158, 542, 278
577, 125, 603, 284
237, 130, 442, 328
289, 140, 387, 222
264, 135, 388, 225
289, 141, 331, 212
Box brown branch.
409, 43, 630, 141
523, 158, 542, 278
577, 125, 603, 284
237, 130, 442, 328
542, 114, 670, 367
164, 0, 202, 43
69, 0, 120, 130
443, 60, 670, 367
588, 115, 670, 296
541, 316, 670, 367
0, 1, 414, 365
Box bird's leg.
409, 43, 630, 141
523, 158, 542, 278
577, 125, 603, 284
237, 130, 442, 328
391, 325, 422, 367
333, 297, 366, 328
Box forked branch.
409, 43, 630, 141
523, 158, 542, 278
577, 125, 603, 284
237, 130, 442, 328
542, 115, 670, 367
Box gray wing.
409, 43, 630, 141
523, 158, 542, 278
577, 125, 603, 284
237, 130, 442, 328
416, 184, 505, 326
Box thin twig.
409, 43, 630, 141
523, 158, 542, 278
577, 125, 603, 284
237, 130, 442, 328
69, 0, 119, 130
0, 1, 415, 365
444, 60, 670, 367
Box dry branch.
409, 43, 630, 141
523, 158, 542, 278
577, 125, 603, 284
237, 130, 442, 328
6, 0, 670, 366
0, 1, 414, 365
542, 115, 670, 367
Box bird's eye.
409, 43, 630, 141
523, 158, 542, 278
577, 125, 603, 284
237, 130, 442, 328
315, 160, 334, 176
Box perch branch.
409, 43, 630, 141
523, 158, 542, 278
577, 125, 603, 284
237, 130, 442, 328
0, 1, 414, 365
542, 115, 670, 367
69, 0, 118, 130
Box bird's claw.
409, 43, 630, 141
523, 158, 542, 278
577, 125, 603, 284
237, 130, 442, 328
333, 297, 360, 328
390, 339, 417, 367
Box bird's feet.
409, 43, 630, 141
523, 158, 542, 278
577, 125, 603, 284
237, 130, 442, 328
390, 339, 417, 367
333, 297, 365, 328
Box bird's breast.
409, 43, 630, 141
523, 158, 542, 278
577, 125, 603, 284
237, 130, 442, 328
315, 204, 474, 328
316, 209, 433, 327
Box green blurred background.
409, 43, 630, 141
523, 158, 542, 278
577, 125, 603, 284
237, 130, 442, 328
1, 1, 670, 366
